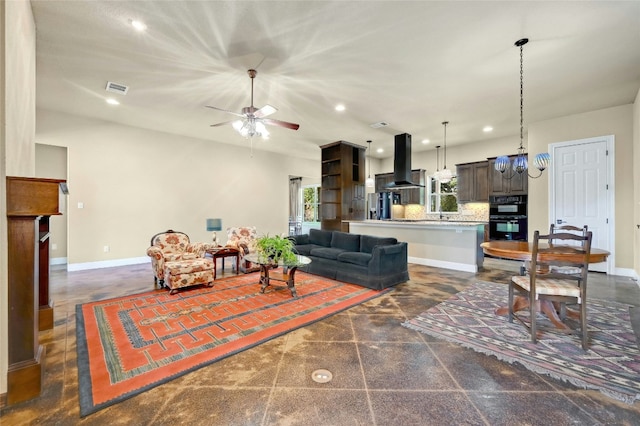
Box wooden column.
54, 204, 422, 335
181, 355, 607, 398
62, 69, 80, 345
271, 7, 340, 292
6, 176, 65, 405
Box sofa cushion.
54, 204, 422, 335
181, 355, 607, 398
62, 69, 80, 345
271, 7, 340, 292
293, 244, 321, 256
310, 247, 346, 260
337, 251, 372, 267
331, 231, 360, 252
309, 229, 333, 247
292, 234, 309, 245
360, 235, 398, 253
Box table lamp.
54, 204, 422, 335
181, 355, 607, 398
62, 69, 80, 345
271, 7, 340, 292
206, 218, 222, 246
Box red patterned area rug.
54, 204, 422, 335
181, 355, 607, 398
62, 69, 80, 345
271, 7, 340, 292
403, 281, 640, 404
76, 272, 389, 417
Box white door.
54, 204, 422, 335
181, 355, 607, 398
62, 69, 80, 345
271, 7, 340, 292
550, 136, 613, 273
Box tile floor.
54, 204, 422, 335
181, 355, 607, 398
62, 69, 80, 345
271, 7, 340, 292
1, 259, 639, 425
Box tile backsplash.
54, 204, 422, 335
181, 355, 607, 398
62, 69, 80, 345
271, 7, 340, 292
402, 202, 489, 222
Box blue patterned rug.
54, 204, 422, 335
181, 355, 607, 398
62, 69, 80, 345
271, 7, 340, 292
402, 281, 640, 404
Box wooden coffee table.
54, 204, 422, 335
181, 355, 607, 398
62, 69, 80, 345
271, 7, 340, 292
206, 246, 240, 280
244, 253, 312, 298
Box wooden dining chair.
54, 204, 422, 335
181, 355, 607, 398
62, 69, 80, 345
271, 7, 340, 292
549, 223, 588, 242
520, 224, 588, 276
509, 228, 593, 349
548, 224, 589, 275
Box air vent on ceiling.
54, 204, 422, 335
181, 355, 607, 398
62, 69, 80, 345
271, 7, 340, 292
369, 121, 389, 129
105, 81, 129, 95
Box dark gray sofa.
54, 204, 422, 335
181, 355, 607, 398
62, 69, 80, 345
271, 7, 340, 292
290, 229, 409, 290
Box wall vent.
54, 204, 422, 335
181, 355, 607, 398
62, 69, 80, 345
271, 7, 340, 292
370, 121, 389, 128
105, 81, 129, 95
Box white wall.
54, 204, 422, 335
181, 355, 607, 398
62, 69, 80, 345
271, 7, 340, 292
36, 109, 320, 268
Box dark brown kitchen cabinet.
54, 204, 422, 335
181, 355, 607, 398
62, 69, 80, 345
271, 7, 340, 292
374, 172, 393, 193
374, 170, 425, 205
320, 141, 366, 231
401, 169, 426, 205
456, 161, 489, 202
6, 176, 66, 405
488, 156, 528, 195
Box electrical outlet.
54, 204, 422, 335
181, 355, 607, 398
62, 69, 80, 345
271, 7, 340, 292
78, 202, 84, 209
103, 245, 110, 253
51, 243, 58, 250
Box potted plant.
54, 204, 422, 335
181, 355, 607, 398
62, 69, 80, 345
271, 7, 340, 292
255, 234, 298, 264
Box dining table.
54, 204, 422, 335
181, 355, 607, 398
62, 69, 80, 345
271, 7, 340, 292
480, 240, 610, 329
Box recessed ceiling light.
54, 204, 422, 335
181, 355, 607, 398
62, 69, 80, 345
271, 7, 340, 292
130, 20, 147, 31
422, 139, 430, 144
483, 126, 493, 132
106, 98, 120, 105
335, 104, 346, 112
376, 148, 384, 153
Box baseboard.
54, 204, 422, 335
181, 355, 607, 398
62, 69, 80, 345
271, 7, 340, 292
613, 267, 639, 280
67, 256, 149, 271
408, 256, 478, 273
50, 257, 67, 265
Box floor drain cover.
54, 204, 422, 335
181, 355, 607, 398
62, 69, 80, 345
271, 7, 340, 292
311, 369, 333, 383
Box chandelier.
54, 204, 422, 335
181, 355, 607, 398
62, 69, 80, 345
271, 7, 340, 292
232, 117, 269, 139
434, 121, 452, 183
365, 140, 375, 188
495, 38, 550, 178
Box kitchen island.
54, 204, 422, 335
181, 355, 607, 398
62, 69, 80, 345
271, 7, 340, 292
347, 220, 487, 273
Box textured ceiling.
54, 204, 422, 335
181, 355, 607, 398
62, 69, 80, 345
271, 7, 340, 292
31, 1, 640, 160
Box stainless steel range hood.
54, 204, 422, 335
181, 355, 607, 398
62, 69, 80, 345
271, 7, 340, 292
386, 133, 424, 189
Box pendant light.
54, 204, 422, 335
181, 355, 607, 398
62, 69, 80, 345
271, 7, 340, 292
365, 140, 374, 188
495, 38, 550, 178
434, 121, 452, 183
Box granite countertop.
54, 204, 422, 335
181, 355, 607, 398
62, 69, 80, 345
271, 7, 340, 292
348, 220, 488, 226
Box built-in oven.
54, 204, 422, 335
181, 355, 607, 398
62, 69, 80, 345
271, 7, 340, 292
489, 195, 528, 241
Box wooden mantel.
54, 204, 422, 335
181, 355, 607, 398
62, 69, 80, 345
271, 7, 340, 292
6, 176, 66, 405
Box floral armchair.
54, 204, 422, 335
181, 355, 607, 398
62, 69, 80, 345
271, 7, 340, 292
225, 226, 261, 273
146, 230, 213, 286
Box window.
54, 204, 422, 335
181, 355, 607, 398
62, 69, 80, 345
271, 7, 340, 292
428, 175, 458, 213
303, 185, 321, 223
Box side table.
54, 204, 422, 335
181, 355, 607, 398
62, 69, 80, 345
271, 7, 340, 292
206, 246, 240, 280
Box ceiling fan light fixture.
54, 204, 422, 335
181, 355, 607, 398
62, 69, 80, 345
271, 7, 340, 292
233, 118, 269, 139
207, 69, 299, 141
255, 121, 269, 138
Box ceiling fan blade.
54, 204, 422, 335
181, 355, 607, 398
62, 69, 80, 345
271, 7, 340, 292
210, 120, 238, 127
254, 104, 277, 118
262, 118, 300, 131
205, 105, 245, 118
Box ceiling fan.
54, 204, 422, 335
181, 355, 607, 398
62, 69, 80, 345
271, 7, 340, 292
206, 69, 300, 138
